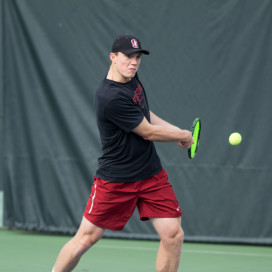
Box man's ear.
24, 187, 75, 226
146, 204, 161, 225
110, 52, 117, 64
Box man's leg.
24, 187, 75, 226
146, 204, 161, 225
151, 217, 184, 272
53, 216, 104, 272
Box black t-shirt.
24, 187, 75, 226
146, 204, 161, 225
95, 75, 162, 182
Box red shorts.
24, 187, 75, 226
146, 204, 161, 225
83, 169, 182, 231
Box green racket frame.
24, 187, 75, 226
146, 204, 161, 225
188, 118, 201, 159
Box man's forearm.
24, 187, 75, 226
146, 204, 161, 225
144, 124, 190, 142
133, 115, 193, 145
150, 111, 181, 130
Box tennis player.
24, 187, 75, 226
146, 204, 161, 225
52, 34, 193, 272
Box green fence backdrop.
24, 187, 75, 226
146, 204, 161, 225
1, 0, 272, 244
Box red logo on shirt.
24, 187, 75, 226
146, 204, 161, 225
133, 83, 144, 109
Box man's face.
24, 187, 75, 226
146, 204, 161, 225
111, 52, 142, 82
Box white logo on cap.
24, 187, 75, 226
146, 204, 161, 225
131, 39, 139, 48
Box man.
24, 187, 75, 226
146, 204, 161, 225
52, 35, 193, 272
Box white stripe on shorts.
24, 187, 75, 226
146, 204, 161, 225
88, 184, 97, 214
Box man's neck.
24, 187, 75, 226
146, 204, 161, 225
106, 67, 131, 83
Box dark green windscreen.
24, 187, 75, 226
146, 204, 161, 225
1, 0, 272, 244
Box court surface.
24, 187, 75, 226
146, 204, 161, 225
1, 228, 272, 272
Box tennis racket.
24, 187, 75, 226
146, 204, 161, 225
188, 118, 201, 159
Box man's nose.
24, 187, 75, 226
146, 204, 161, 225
131, 57, 138, 64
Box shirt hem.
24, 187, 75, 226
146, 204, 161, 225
96, 167, 162, 183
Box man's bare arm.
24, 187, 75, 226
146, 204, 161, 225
132, 115, 193, 149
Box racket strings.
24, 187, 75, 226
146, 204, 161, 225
191, 121, 200, 156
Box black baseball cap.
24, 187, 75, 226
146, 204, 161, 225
111, 35, 150, 55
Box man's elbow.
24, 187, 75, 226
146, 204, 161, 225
134, 130, 154, 141
132, 120, 157, 141
142, 132, 154, 141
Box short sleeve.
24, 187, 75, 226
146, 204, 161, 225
104, 96, 144, 133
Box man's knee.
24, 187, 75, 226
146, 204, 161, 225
72, 231, 101, 258
162, 225, 184, 250
74, 218, 104, 256
78, 233, 99, 251
177, 228, 184, 251
172, 227, 184, 247
178, 227, 184, 242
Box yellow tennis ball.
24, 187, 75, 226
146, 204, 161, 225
229, 132, 242, 145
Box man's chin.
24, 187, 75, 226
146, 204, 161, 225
127, 71, 136, 78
